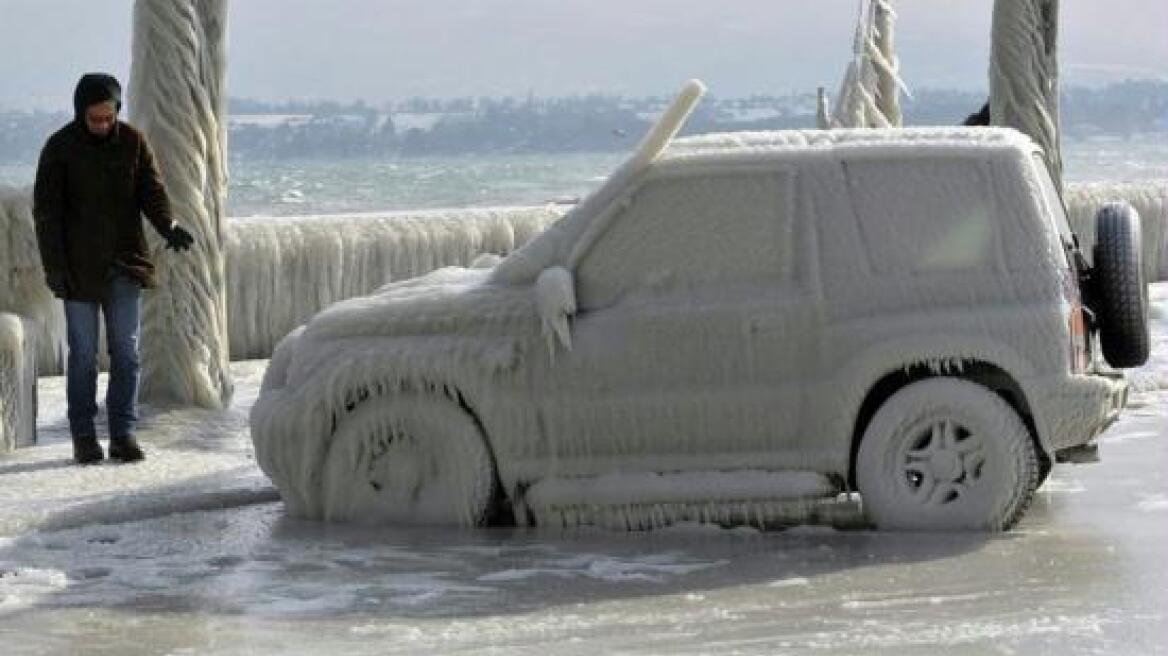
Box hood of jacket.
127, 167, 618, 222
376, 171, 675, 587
72, 73, 123, 140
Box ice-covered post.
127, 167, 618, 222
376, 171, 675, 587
990, 0, 1062, 189
816, 87, 832, 129
829, 0, 904, 129
129, 0, 233, 407
872, 0, 902, 127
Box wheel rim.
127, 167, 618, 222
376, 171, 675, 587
321, 396, 494, 525
858, 379, 1038, 531
896, 416, 988, 509
365, 424, 428, 502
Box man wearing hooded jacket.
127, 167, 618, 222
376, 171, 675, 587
33, 73, 194, 465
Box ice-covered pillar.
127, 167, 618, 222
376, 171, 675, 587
990, 0, 1062, 189
872, 0, 902, 127
816, 87, 831, 129
829, 0, 904, 129
129, 0, 233, 408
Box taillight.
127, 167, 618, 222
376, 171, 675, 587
1068, 301, 1090, 373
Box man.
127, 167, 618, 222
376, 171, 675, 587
33, 73, 194, 465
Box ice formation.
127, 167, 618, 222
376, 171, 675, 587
0, 187, 65, 371
0, 313, 37, 451
250, 120, 1136, 530
1065, 181, 1168, 280
0, 188, 565, 373
1, 179, 1163, 380
534, 266, 576, 357
827, 0, 906, 129
225, 206, 564, 360
130, 0, 233, 408
991, 0, 1063, 188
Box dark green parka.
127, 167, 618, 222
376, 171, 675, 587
33, 74, 176, 301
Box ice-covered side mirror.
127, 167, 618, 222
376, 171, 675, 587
535, 266, 576, 359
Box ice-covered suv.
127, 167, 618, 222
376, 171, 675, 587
251, 82, 1147, 531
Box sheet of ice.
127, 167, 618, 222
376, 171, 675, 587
0, 319, 1163, 653
0, 360, 274, 537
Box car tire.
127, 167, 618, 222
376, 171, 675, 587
856, 378, 1039, 531
319, 392, 497, 526
1092, 202, 1150, 368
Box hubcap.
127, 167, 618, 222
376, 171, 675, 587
901, 418, 987, 507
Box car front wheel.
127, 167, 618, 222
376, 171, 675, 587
856, 378, 1039, 531
319, 392, 497, 526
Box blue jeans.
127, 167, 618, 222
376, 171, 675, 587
64, 272, 142, 438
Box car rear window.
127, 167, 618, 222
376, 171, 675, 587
843, 157, 998, 274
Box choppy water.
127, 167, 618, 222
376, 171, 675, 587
2, 135, 1164, 217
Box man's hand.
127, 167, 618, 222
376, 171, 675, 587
44, 271, 70, 298
163, 224, 194, 252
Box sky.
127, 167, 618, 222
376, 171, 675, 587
1, 0, 1166, 110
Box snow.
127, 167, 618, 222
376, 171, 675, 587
228, 114, 313, 128
391, 112, 451, 134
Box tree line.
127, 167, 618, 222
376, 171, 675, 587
1, 81, 1164, 163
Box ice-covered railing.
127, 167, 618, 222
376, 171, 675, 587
0, 186, 64, 372
0, 182, 1163, 376
0, 313, 37, 452
1065, 182, 1168, 281
224, 207, 565, 360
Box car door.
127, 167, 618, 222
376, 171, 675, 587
529, 167, 818, 473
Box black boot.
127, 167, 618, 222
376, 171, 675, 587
109, 434, 145, 463
72, 435, 104, 465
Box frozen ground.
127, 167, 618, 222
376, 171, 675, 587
0, 284, 1164, 655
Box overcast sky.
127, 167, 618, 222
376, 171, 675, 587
1, 0, 1165, 110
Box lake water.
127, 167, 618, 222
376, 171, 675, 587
2, 135, 1165, 217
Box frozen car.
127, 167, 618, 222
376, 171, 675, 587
251, 82, 1147, 531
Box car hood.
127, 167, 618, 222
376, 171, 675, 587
300, 265, 536, 342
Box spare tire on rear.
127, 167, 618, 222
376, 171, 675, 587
1092, 202, 1150, 368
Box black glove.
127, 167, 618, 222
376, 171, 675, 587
163, 224, 194, 252
45, 271, 70, 298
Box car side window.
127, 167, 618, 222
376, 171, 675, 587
843, 158, 999, 274
576, 170, 795, 310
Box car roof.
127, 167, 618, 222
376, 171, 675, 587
658, 126, 1038, 169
